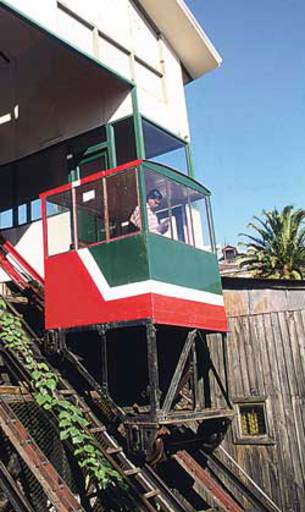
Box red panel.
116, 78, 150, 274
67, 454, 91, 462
151, 295, 227, 332
45, 252, 152, 329
45, 252, 227, 332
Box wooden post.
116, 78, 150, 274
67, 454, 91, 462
199, 332, 232, 409
192, 341, 200, 410
146, 323, 160, 417
222, 332, 231, 404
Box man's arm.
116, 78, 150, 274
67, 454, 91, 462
129, 205, 141, 229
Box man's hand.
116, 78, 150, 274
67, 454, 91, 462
159, 219, 169, 234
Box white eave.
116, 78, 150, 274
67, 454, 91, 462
138, 0, 222, 82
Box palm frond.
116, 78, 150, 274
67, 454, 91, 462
238, 206, 305, 280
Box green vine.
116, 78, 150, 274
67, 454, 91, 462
0, 298, 124, 492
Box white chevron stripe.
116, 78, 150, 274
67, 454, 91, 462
78, 248, 224, 307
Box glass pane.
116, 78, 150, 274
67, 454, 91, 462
0, 209, 13, 229
46, 190, 73, 256
167, 180, 194, 244
107, 169, 140, 240
31, 199, 42, 221
113, 117, 137, 165
79, 153, 107, 178
18, 204, 27, 225
75, 179, 105, 247
143, 119, 188, 174
189, 191, 212, 251
239, 404, 267, 436
144, 169, 171, 237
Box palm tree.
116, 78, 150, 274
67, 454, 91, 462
239, 205, 305, 279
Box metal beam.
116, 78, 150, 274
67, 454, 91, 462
146, 323, 160, 416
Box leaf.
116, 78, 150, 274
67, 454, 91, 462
35, 394, 49, 406
36, 362, 50, 371
43, 402, 55, 410
84, 444, 95, 454
45, 378, 57, 391
59, 418, 72, 428
73, 447, 85, 456
60, 429, 71, 441
71, 434, 86, 445
58, 411, 71, 420
32, 370, 43, 380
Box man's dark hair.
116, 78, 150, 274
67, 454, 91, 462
147, 189, 163, 201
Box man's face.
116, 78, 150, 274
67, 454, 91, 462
148, 197, 161, 210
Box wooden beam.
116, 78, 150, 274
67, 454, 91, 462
199, 332, 232, 409
162, 330, 197, 413
192, 341, 200, 410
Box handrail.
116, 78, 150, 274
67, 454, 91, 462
0, 234, 44, 286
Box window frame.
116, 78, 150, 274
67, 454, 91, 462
232, 396, 275, 446
141, 116, 192, 176
41, 160, 216, 258
41, 162, 143, 258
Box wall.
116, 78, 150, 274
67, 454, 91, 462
0, 8, 131, 165
1, 0, 190, 140
209, 281, 305, 512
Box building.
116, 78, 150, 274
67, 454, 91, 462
0, 2, 244, 510
208, 276, 305, 512
218, 245, 251, 277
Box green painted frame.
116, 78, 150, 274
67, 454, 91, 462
130, 87, 195, 177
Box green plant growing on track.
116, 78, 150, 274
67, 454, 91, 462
0, 298, 125, 493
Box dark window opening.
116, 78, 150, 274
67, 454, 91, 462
113, 117, 137, 166
0, 126, 108, 228
79, 152, 108, 179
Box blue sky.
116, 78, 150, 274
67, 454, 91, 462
185, 0, 305, 245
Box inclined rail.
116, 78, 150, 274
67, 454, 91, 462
0, 398, 84, 512
205, 448, 282, 512
174, 450, 243, 512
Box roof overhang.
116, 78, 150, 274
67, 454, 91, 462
138, 0, 222, 82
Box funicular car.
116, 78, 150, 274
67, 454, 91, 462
40, 158, 232, 459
